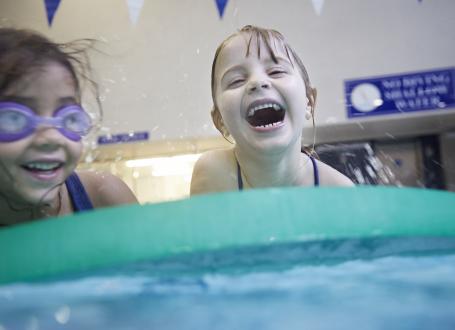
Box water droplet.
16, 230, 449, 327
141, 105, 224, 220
54, 305, 71, 324
85, 154, 94, 163
25, 317, 39, 330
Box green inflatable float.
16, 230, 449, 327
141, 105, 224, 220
1, 186, 455, 284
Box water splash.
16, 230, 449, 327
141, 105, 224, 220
316, 143, 400, 186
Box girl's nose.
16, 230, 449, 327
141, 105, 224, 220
247, 78, 271, 93
32, 126, 64, 150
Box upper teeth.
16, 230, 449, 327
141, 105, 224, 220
25, 162, 60, 170
248, 103, 282, 117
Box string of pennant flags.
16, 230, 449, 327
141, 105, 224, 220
44, 0, 423, 26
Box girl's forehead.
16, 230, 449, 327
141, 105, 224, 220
222, 33, 288, 60
215, 34, 291, 79
3, 61, 76, 96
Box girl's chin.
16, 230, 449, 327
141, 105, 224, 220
243, 134, 295, 151
16, 187, 60, 207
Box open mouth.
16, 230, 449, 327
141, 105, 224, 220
21, 162, 63, 174
246, 101, 285, 128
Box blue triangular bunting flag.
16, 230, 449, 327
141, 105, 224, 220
215, 0, 228, 18
44, 0, 62, 26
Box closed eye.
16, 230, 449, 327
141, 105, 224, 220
268, 68, 287, 77
227, 78, 246, 88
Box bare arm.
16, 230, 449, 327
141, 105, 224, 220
190, 149, 237, 196
77, 170, 138, 208
317, 161, 356, 187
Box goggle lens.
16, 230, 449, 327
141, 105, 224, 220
0, 110, 28, 133
0, 102, 92, 142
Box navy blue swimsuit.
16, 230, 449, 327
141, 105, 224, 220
65, 172, 94, 212
236, 154, 320, 190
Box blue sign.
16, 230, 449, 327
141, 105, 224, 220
97, 131, 149, 145
345, 68, 455, 118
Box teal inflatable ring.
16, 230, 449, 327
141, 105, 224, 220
1, 186, 455, 284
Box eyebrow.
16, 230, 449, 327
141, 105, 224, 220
220, 55, 293, 80
57, 96, 79, 105
0, 95, 78, 106
265, 55, 293, 66
0, 96, 38, 107
220, 65, 246, 82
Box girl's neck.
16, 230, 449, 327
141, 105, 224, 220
0, 188, 65, 226
234, 142, 312, 188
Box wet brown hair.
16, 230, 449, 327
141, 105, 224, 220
0, 28, 101, 115
210, 25, 317, 139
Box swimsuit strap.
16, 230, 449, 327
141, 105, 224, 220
236, 153, 320, 190
65, 172, 94, 212
237, 159, 244, 191
309, 155, 320, 186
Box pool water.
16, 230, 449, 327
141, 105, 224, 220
1, 238, 455, 330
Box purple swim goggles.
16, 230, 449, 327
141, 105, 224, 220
0, 102, 92, 142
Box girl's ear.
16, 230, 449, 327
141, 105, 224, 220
307, 87, 317, 127
307, 87, 317, 112
211, 106, 230, 139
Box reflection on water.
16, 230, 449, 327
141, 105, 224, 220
1, 238, 455, 330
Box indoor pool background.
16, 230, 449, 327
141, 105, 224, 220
1, 237, 455, 330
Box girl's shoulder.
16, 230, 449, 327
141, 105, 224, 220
76, 170, 138, 208
313, 159, 355, 187
190, 148, 238, 195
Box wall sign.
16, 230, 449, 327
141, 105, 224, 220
345, 68, 455, 118
98, 131, 149, 145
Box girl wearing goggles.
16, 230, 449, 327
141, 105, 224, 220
0, 28, 137, 226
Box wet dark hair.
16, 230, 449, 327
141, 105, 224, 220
210, 25, 317, 139
0, 27, 101, 112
